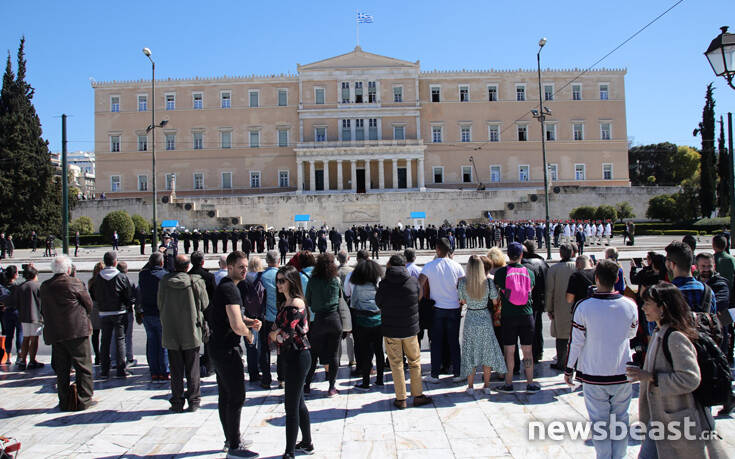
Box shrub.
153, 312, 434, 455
594, 205, 618, 221
70, 216, 94, 235
99, 210, 135, 244
615, 202, 635, 221
131, 214, 151, 236
693, 217, 730, 227
661, 229, 699, 236
570, 206, 597, 221
646, 195, 678, 221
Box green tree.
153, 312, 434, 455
0, 38, 61, 236
615, 202, 635, 221
131, 214, 151, 236
693, 83, 716, 217
70, 216, 94, 234
628, 143, 700, 186
594, 205, 617, 221
569, 206, 596, 220
717, 115, 730, 216
99, 210, 135, 244
646, 195, 678, 221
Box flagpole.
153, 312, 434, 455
356, 10, 360, 47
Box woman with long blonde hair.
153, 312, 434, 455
458, 255, 506, 395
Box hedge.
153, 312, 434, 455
99, 210, 135, 244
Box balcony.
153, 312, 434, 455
297, 139, 423, 149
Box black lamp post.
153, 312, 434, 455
704, 27, 735, 246
532, 37, 552, 259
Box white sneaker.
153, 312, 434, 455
451, 376, 465, 383
483, 387, 492, 395
424, 376, 440, 384
465, 387, 474, 395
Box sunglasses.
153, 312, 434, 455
276, 278, 287, 284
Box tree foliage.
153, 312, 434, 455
615, 202, 635, 221
0, 37, 61, 237
694, 83, 716, 217
646, 195, 678, 221
131, 214, 151, 236
717, 115, 730, 216
99, 210, 134, 244
569, 206, 597, 220
70, 216, 94, 235
628, 142, 700, 186
594, 205, 617, 221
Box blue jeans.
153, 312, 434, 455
582, 382, 632, 459
430, 307, 461, 378
143, 315, 169, 376
244, 328, 260, 380
2, 309, 23, 358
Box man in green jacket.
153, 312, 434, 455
158, 254, 209, 413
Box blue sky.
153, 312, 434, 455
1, 0, 734, 154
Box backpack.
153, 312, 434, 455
502, 266, 532, 306
240, 272, 266, 319
663, 327, 733, 407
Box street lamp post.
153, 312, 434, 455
143, 47, 159, 249
704, 27, 735, 245
532, 37, 552, 260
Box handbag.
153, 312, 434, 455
485, 279, 501, 327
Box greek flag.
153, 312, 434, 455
357, 12, 374, 23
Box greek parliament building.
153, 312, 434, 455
92, 46, 629, 200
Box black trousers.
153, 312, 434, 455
51, 336, 94, 410
306, 311, 342, 389
259, 320, 284, 384
354, 324, 384, 384
168, 347, 201, 408
532, 310, 544, 362
284, 349, 312, 455
100, 314, 126, 376
211, 346, 246, 450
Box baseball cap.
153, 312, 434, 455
507, 242, 523, 259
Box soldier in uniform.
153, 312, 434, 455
182, 230, 191, 254
192, 229, 201, 252
345, 226, 355, 252
203, 230, 210, 253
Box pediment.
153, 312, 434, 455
298, 46, 419, 72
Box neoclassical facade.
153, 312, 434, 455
92, 47, 629, 198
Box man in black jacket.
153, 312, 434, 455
521, 240, 548, 363
188, 251, 216, 377
92, 251, 134, 378
137, 252, 169, 382
375, 254, 432, 410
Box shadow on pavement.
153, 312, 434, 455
36, 408, 169, 427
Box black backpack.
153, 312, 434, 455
238, 272, 266, 319
663, 327, 733, 407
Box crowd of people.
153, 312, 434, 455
1, 230, 734, 458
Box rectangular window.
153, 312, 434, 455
221, 92, 231, 109
603, 163, 613, 180
575, 164, 586, 180
600, 122, 611, 140
368, 118, 378, 140
432, 126, 442, 143
278, 89, 288, 106
355, 119, 364, 141
250, 171, 261, 188
460, 125, 471, 142
516, 85, 526, 101
165, 133, 175, 151
193, 92, 203, 109
249, 131, 260, 148
221, 131, 232, 149
137, 175, 147, 191
279, 170, 289, 187
354, 82, 363, 103
519, 165, 529, 182
341, 82, 350, 103
110, 135, 121, 152
431, 86, 441, 102
278, 129, 288, 147
462, 166, 473, 183
600, 84, 609, 100
193, 132, 203, 150
393, 86, 403, 102
222, 172, 232, 189
573, 123, 584, 141
517, 124, 528, 141
249, 90, 259, 108
111, 175, 121, 192
137, 135, 148, 152
315, 87, 325, 104
572, 84, 581, 101
393, 125, 405, 141
368, 81, 376, 103
342, 119, 351, 141
138, 95, 147, 112
166, 94, 175, 110
488, 124, 500, 142
194, 172, 204, 190
490, 165, 501, 183
545, 124, 556, 141
165, 173, 176, 191
548, 164, 558, 181
433, 167, 443, 184
110, 96, 120, 112
544, 85, 554, 101
487, 85, 498, 101
315, 127, 326, 142
459, 85, 470, 102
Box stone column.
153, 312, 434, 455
406, 158, 413, 188
392, 159, 399, 190
336, 160, 343, 191
378, 159, 385, 190
296, 160, 304, 194
323, 159, 330, 191
309, 160, 316, 192
350, 160, 357, 192
365, 159, 371, 191
418, 158, 425, 191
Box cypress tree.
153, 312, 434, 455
697, 83, 716, 218
0, 37, 60, 237
717, 115, 730, 216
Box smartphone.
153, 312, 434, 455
590, 254, 597, 264
632, 257, 643, 268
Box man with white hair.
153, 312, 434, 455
213, 255, 228, 286
40, 256, 96, 411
